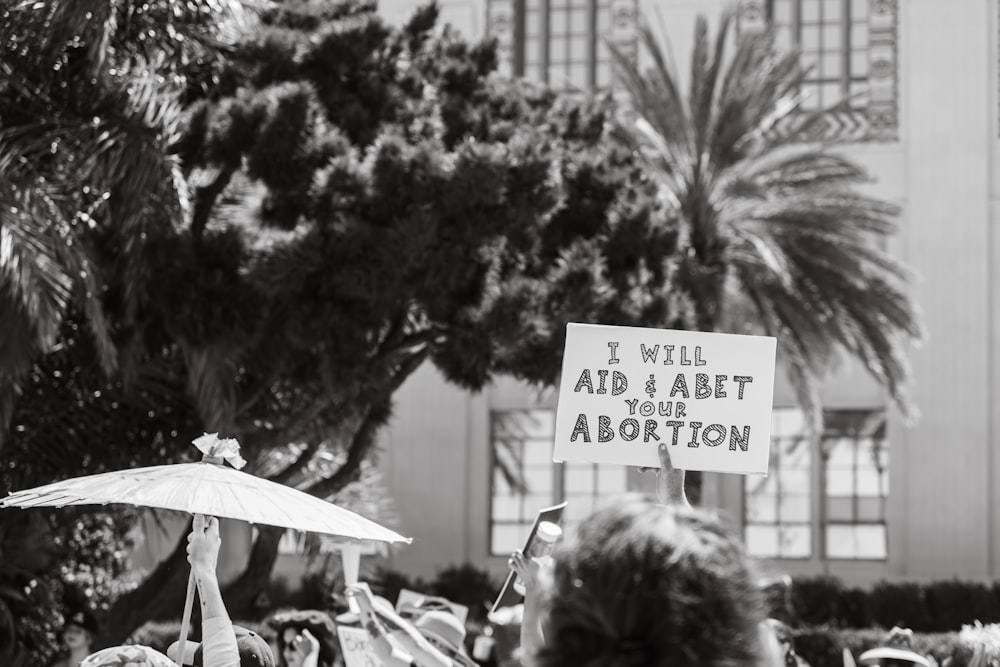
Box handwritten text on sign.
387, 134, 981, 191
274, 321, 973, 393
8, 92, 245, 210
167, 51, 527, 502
553, 324, 776, 474
337, 626, 384, 667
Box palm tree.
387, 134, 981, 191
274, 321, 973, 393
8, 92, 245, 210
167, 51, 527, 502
0, 0, 254, 446
0, 2, 253, 662
609, 11, 923, 433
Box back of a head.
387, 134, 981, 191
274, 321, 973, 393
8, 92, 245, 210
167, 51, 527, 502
536, 495, 766, 667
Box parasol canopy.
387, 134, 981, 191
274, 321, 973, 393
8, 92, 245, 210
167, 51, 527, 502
0, 433, 409, 544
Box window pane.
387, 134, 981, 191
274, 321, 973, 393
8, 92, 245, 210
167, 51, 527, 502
597, 466, 627, 494
856, 468, 881, 496
744, 408, 813, 558
747, 494, 778, 522
820, 82, 842, 106
779, 495, 810, 522
779, 468, 810, 495
857, 497, 883, 522
597, 5, 610, 31
824, 0, 843, 22
826, 524, 856, 558
821, 53, 842, 79
745, 526, 780, 558
773, 0, 794, 25
801, 51, 820, 75
568, 9, 587, 33
492, 524, 526, 555
524, 467, 553, 494
850, 0, 869, 19
822, 25, 842, 49
567, 63, 588, 88
826, 496, 853, 521
550, 37, 567, 60
493, 468, 516, 494
779, 525, 811, 558
524, 440, 553, 465
526, 10, 540, 37
821, 410, 889, 560
564, 466, 595, 494
492, 495, 521, 521
800, 24, 821, 48
825, 466, 853, 496
800, 0, 821, 22
855, 524, 887, 559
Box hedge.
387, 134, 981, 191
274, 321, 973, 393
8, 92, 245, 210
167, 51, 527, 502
792, 623, 1000, 667
787, 578, 1000, 632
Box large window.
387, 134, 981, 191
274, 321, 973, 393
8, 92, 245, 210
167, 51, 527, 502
738, 0, 899, 141
486, 0, 638, 92
744, 407, 889, 561
489, 408, 628, 555
770, 0, 871, 111
822, 410, 889, 559
744, 409, 812, 558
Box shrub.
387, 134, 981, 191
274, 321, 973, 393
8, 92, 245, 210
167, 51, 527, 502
925, 582, 1000, 631
869, 581, 933, 631
792, 577, 848, 627
788, 577, 1000, 632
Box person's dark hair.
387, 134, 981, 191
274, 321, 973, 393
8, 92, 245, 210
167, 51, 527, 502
268, 609, 339, 667
536, 494, 766, 667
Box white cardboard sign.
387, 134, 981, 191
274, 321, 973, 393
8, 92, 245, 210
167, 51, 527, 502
337, 626, 384, 667
553, 323, 776, 474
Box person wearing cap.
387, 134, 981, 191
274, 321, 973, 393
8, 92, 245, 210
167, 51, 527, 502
82, 515, 274, 667
167, 515, 275, 667
48, 608, 99, 667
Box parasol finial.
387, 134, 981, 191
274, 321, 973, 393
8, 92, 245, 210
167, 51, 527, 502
192, 433, 247, 470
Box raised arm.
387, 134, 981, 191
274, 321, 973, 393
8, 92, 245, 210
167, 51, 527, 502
510, 550, 546, 666
188, 515, 241, 667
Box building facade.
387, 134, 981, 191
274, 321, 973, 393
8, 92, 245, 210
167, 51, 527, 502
369, 0, 1000, 588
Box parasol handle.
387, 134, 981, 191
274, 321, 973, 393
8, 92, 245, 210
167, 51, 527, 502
177, 514, 205, 666
177, 569, 197, 665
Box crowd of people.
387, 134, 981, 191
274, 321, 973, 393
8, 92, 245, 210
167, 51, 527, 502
47, 443, 921, 667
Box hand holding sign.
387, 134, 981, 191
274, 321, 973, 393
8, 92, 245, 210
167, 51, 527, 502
641, 443, 689, 507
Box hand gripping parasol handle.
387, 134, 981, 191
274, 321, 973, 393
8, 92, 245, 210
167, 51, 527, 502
177, 514, 205, 666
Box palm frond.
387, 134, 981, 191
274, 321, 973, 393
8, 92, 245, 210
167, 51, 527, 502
0, 184, 74, 349
614, 10, 924, 428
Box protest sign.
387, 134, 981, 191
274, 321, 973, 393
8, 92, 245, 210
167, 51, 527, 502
396, 589, 469, 625
490, 502, 566, 615
337, 626, 384, 667
553, 323, 776, 474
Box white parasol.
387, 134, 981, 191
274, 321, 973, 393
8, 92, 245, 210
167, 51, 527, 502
1, 433, 410, 664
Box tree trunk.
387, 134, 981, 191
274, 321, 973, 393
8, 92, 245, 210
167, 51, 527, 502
219, 526, 284, 619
